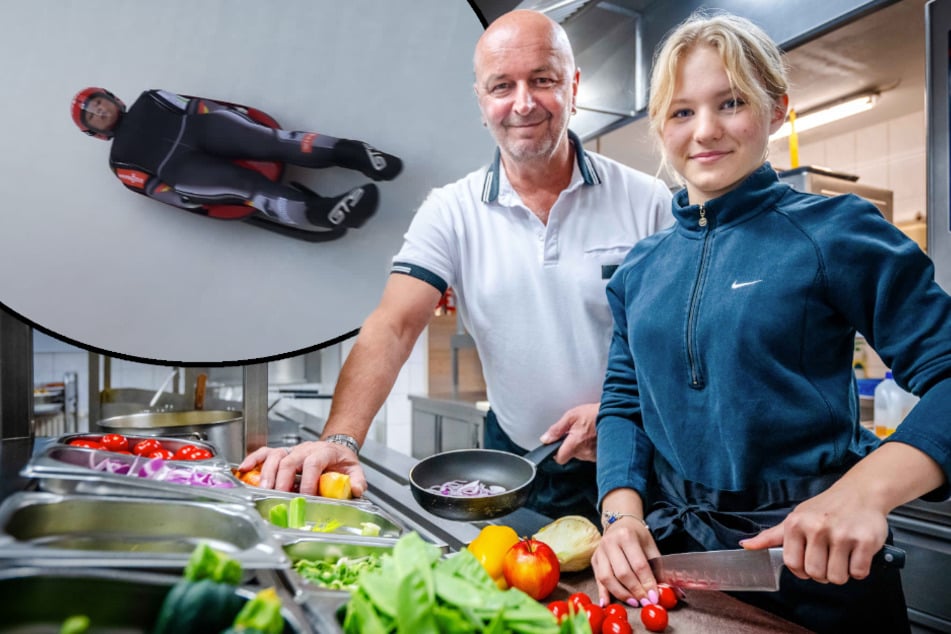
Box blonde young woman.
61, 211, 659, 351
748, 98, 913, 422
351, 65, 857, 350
591, 11, 951, 633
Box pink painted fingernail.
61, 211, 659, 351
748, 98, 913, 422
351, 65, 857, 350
626, 598, 639, 607
640, 598, 652, 607
648, 589, 659, 604
599, 598, 606, 608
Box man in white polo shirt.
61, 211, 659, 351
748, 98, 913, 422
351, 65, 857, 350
240, 9, 671, 522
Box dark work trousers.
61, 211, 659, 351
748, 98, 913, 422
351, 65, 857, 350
483, 409, 600, 525
645, 453, 910, 634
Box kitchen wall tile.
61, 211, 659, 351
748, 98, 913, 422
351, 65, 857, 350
386, 420, 412, 455
855, 121, 890, 162
795, 142, 827, 170
888, 111, 926, 157
32, 353, 54, 383
823, 131, 857, 173
889, 153, 927, 223
857, 163, 890, 192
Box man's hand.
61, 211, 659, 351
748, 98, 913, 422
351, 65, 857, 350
539, 402, 599, 463
238, 441, 367, 497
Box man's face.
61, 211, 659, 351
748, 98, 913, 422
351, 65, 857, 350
474, 25, 578, 165
83, 95, 121, 134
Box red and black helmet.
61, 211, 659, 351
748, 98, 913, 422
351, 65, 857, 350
71, 87, 126, 139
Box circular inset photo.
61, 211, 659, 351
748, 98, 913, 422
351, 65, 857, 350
0, 0, 492, 364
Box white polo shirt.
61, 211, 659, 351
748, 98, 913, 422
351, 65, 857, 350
393, 133, 672, 450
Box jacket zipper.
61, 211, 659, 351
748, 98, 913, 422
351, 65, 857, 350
686, 203, 710, 388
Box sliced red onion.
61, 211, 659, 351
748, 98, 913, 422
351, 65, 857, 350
428, 479, 507, 497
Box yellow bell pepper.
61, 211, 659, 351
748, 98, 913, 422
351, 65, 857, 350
467, 525, 520, 589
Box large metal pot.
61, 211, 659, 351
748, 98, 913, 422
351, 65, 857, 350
97, 410, 244, 463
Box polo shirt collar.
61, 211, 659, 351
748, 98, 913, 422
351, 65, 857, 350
481, 129, 602, 203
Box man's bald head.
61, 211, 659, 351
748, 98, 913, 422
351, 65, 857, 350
474, 10, 575, 78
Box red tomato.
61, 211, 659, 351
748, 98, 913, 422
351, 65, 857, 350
133, 439, 163, 456
68, 439, 104, 450
501, 538, 560, 600
603, 604, 627, 622
147, 449, 174, 460
582, 604, 604, 634
568, 592, 592, 611
184, 447, 213, 460
602, 615, 633, 634
641, 604, 669, 632
173, 444, 198, 459
658, 585, 678, 610
100, 433, 128, 452
546, 600, 570, 623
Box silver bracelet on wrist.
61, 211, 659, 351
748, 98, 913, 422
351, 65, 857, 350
323, 433, 360, 455
602, 511, 649, 530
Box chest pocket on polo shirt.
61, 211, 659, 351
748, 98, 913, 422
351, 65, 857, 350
581, 244, 633, 311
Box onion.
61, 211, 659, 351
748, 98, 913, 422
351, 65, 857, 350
427, 479, 506, 497
86, 455, 234, 488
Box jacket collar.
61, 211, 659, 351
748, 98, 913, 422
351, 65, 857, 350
672, 163, 787, 233
481, 129, 601, 203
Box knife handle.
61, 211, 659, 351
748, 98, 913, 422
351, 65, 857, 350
874, 544, 905, 569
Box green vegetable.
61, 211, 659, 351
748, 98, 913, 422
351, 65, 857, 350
288, 497, 307, 529
360, 522, 382, 536
268, 503, 288, 528
183, 542, 242, 585
223, 587, 284, 634
312, 518, 343, 533
152, 578, 244, 634
59, 615, 91, 634
294, 554, 384, 591
341, 532, 589, 634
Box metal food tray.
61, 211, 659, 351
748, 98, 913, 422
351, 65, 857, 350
253, 491, 405, 540
55, 432, 226, 466
0, 566, 316, 634
0, 491, 287, 571
280, 533, 398, 597
22, 445, 256, 504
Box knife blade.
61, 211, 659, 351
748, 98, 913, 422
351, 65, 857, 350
647, 545, 905, 591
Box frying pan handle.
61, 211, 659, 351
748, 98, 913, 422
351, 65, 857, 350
523, 438, 565, 467
875, 544, 905, 569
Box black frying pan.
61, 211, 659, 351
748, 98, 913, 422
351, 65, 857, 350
409, 439, 564, 521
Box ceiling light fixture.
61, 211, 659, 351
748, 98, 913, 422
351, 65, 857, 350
771, 92, 879, 140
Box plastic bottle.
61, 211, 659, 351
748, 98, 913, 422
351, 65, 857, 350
873, 371, 920, 438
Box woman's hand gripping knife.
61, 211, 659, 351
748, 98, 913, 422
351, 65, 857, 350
740, 442, 945, 585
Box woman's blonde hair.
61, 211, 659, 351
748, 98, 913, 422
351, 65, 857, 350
648, 11, 788, 142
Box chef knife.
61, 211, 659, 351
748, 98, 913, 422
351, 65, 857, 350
648, 545, 905, 591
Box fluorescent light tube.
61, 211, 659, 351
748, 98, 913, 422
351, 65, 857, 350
771, 93, 878, 140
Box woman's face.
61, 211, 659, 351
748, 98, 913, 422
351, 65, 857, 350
660, 45, 786, 205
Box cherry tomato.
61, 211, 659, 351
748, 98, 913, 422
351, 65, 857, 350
547, 600, 570, 623
603, 603, 627, 621
641, 604, 669, 632
173, 444, 198, 459
100, 433, 128, 452
658, 585, 678, 610
568, 592, 592, 612
602, 615, 633, 634
133, 439, 163, 456
582, 604, 604, 634
147, 449, 174, 460
68, 439, 104, 450
185, 447, 213, 460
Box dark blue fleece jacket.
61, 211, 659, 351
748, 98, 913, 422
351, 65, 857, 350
597, 163, 951, 506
